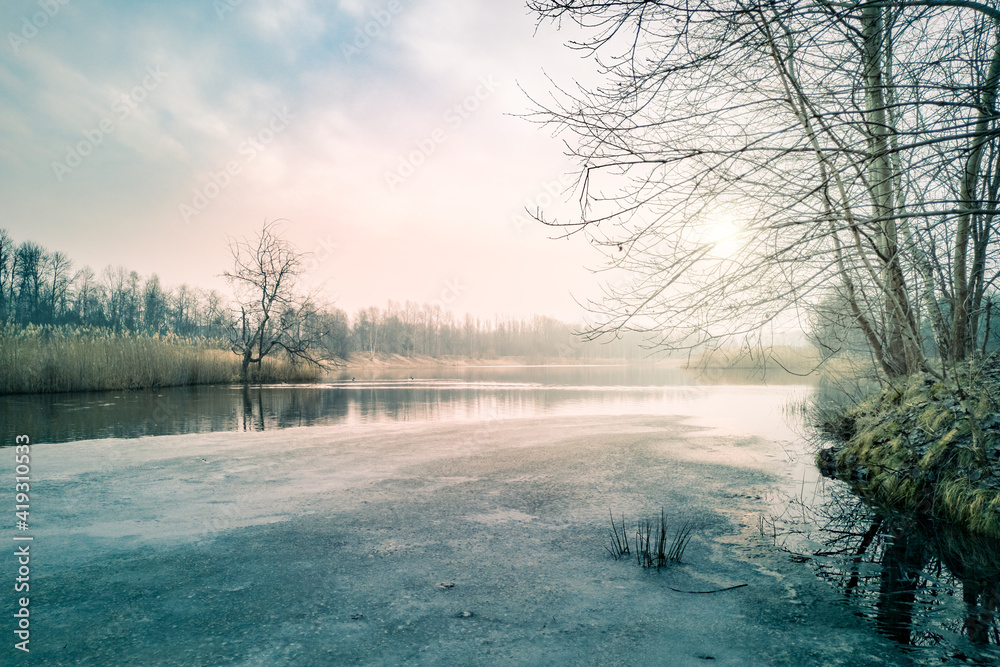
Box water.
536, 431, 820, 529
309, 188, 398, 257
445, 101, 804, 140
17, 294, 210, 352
5, 362, 999, 661
771, 481, 1000, 664
1, 363, 810, 445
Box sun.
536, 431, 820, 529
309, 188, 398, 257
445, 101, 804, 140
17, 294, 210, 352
703, 218, 743, 260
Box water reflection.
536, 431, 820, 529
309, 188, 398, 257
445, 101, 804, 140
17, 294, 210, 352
241, 384, 265, 432
1, 364, 812, 445
772, 484, 1000, 662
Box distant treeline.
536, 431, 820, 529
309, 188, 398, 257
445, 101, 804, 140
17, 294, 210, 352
0, 230, 229, 338
0, 229, 645, 361
341, 305, 646, 360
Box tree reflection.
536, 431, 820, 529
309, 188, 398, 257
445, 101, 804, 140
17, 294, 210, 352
875, 526, 926, 645
240, 384, 265, 432
771, 485, 1000, 657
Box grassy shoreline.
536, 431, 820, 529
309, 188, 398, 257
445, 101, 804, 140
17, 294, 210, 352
0, 328, 663, 395
2, 329, 829, 395
0, 326, 321, 395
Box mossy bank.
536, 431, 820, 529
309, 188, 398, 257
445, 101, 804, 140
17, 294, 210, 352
818, 366, 1000, 539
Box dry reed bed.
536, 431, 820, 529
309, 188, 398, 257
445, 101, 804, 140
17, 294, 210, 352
0, 325, 321, 394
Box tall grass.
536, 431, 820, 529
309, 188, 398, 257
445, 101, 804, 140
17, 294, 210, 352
636, 510, 693, 569
0, 325, 322, 394
606, 508, 693, 568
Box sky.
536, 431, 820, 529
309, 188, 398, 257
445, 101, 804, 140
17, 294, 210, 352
0, 0, 606, 322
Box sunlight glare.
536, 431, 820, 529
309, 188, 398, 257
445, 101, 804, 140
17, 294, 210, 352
705, 218, 743, 259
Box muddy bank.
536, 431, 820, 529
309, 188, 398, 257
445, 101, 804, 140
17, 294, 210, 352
12, 416, 908, 665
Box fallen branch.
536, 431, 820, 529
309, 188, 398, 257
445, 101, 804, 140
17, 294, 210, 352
664, 583, 748, 594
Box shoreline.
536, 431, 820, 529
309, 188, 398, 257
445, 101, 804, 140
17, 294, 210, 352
333, 353, 673, 371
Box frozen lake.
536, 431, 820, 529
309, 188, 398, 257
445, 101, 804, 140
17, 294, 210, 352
0, 365, 934, 665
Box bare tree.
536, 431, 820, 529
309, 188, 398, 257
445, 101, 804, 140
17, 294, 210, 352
15, 242, 45, 324
46, 251, 73, 324
528, 0, 1000, 379
123, 270, 141, 331
356, 306, 381, 360
171, 284, 196, 336
225, 221, 324, 381
102, 265, 128, 331
71, 266, 99, 325
142, 274, 167, 333
0, 229, 14, 323
202, 289, 230, 339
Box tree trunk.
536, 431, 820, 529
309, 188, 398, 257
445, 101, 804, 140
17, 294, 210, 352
862, 5, 921, 377
951, 23, 1000, 363
241, 350, 253, 383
